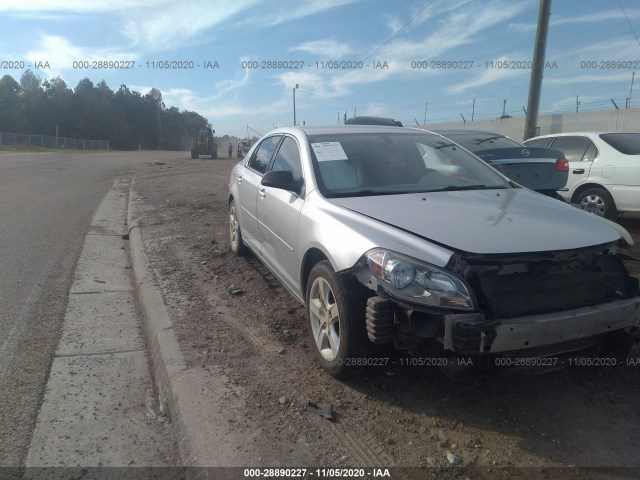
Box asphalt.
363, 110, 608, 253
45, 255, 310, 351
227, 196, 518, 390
25, 178, 176, 469
0, 151, 158, 467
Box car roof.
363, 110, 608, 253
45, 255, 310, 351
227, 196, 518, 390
526, 132, 628, 139
345, 116, 402, 126
269, 125, 429, 136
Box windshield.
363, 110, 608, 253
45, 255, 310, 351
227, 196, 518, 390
307, 132, 510, 198
599, 133, 640, 155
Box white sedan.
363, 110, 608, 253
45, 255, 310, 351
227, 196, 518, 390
524, 132, 640, 219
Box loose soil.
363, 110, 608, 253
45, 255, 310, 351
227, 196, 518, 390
131, 153, 640, 479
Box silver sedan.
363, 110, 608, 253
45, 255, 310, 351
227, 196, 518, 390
228, 126, 640, 378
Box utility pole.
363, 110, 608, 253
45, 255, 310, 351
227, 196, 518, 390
576, 95, 579, 113
471, 99, 476, 122
524, 0, 552, 140
502, 99, 507, 117
423, 102, 428, 125
628, 71, 635, 109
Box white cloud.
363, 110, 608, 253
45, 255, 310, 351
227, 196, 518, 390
446, 56, 529, 95
289, 39, 354, 58
545, 71, 632, 86
121, 0, 260, 51
508, 7, 640, 33
0, 0, 172, 13
240, 0, 362, 28
24, 34, 138, 79
553, 8, 640, 27
316, 0, 529, 96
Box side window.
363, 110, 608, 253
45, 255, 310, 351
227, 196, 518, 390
270, 136, 304, 183
524, 138, 550, 148
550, 136, 591, 162
248, 135, 281, 174
583, 142, 598, 161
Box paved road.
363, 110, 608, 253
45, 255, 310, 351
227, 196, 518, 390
0, 150, 173, 467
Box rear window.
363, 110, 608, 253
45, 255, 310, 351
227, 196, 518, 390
438, 133, 522, 152
599, 133, 640, 155
523, 138, 551, 148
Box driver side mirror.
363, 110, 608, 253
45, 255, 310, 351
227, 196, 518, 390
261, 170, 303, 195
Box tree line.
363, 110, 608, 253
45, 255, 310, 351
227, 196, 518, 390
0, 70, 209, 150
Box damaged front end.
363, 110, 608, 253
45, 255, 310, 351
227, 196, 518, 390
353, 242, 640, 372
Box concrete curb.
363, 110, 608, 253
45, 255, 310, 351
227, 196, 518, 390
126, 178, 199, 468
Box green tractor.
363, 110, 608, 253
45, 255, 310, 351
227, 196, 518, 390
190, 126, 217, 159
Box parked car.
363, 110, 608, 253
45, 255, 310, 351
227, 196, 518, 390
524, 132, 640, 219
433, 129, 568, 199
228, 126, 639, 378
236, 140, 252, 158
345, 116, 403, 127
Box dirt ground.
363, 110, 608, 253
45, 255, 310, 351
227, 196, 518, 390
131, 152, 640, 478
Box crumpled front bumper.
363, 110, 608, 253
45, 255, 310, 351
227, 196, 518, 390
443, 297, 640, 355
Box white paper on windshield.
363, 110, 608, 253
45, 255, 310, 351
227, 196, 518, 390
311, 142, 348, 162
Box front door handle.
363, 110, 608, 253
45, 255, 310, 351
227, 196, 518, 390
258, 187, 266, 198
572, 169, 585, 174
237, 175, 243, 183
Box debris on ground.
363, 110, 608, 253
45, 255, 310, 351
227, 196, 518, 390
306, 401, 334, 420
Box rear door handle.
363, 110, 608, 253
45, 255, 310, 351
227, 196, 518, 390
572, 169, 584, 174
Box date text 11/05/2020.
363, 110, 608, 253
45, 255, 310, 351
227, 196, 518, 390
334, 356, 640, 368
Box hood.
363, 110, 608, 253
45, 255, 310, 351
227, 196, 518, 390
330, 189, 623, 254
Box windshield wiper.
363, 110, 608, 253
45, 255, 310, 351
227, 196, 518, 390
473, 136, 504, 145
427, 184, 505, 192
326, 189, 406, 198
434, 142, 458, 150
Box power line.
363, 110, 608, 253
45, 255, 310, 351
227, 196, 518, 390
618, 0, 640, 49
312, 0, 435, 92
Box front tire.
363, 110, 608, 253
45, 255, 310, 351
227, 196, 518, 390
576, 188, 617, 220
191, 147, 199, 159
229, 199, 246, 255
306, 261, 371, 378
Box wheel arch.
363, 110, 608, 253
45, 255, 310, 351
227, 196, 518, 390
571, 182, 616, 208
300, 248, 330, 300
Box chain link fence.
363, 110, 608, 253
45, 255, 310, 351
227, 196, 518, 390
421, 108, 640, 142
0, 132, 109, 150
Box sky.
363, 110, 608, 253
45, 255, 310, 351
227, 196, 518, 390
1, 0, 640, 138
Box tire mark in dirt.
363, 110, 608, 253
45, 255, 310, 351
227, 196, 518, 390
323, 420, 395, 467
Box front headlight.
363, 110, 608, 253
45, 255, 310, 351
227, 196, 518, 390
365, 248, 474, 310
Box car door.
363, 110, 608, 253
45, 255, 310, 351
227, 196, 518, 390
547, 136, 597, 201
236, 135, 282, 252
256, 135, 305, 296
598, 133, 640, 211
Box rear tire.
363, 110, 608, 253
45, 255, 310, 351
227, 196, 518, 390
306, 260, 371, 378
576, 188, 617, 220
